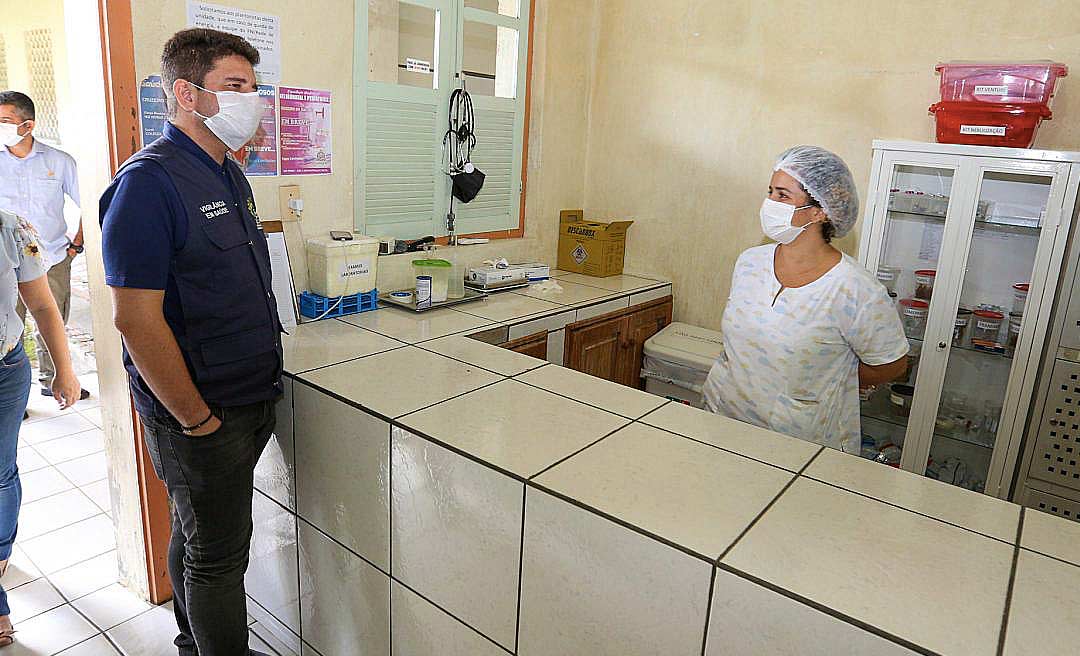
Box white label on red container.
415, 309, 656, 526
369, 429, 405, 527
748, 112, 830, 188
960, 124, 1007, 136
977, 320, 999, 330
974, 85, 1010, 96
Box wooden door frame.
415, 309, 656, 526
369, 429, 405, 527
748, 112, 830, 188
98, 0, 174, 604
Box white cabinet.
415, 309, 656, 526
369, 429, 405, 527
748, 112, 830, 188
858, 140, 1080, 498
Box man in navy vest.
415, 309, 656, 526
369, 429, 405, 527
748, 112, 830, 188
100, 28, 281, 656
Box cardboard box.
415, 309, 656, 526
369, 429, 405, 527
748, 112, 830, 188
556, 210, 633, 277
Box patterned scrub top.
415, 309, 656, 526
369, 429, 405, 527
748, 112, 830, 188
0, 209, 48, 354
704, 245, 908, 454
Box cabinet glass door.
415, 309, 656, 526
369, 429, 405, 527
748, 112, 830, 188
859, 162, 960, 468
922, 166, 1061, 493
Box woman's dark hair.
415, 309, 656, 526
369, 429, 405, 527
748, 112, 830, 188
161, 28, 260, 117
799, 184, 834, 243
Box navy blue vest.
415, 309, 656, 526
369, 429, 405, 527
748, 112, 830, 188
116, 137, 283, 415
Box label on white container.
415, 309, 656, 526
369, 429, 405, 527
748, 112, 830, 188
976, 320, 1000, 330
340, 259, 371, 278
974, 85, 1011, 96
960, 124, 1007, 136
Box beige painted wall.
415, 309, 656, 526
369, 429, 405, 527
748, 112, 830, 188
0, 0, 76, 146
115, 0, 590, 596
580, 0, 1080, 330
129, 0, 591, 297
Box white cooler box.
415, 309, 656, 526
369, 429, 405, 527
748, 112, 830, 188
641, 322, 724, 408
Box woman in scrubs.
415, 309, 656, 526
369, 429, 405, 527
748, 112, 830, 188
704, 146, 908, 454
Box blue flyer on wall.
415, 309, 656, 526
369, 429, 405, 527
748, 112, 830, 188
139, 75, 167, 146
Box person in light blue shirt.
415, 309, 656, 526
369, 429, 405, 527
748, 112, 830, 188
0, 209, 80, 647
0, 91, 89, 401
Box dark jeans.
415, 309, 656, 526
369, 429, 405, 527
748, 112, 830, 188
142, 400, 276, 656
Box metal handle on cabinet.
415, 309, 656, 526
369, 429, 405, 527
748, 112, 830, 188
937, 341, 947, 350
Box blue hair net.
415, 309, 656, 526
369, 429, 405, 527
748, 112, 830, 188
775, 146, 860, 238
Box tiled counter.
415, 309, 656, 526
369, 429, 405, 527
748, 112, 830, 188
244, 272, 1080, 656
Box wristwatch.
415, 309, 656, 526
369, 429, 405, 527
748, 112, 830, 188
67, 241, 84, 254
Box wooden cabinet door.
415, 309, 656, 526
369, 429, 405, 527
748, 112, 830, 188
500, 330, 549, 360
620, 297, 674, 388
564, 315, 627, 383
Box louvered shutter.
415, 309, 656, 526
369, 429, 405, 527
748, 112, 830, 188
356, 0, 454, 240
356, 0, 529, 238
451, 4, 529, 235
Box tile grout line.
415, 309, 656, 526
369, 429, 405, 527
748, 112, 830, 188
716, 446, 825, 564
509, 376, 665, 422
392, 377, 508, 422
713, 562, 943, 656
698, 567, 717, 656
524, 482, 713, 564
513, 485, 527, 654
287, 343, 410, 377
389, 576, 514, 656
996, 507, 1026, 656
802, 475, 1020, 548
527, 422, 631, 481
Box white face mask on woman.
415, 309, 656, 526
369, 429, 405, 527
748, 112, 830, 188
760, 198, 818, 245
188, 82, 263, 151
0, 121, 28, 148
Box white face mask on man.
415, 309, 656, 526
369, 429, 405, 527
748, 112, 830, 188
0, 121, 29, 148
759, 198, 819, 245
187, 82, 263, 151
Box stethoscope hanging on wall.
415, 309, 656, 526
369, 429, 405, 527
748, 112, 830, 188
443, 85, 486, 244
444, 87, 485, 203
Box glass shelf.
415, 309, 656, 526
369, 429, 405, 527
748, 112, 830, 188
861, 405, 994, 451
907, 335, 1013, 361
888, 209, 1041, 232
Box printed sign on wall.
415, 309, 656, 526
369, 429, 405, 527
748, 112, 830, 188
231, 84, 278, 176
279, 87, 332, 176
139, 75, 167, 147
187, 1, 282, 83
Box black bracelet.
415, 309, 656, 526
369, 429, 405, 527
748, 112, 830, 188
181, 410, 215, 433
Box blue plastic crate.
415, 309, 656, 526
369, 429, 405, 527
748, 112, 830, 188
299, 289, 379, 320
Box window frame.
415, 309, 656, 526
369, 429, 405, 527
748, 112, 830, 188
353, 0, 535, 242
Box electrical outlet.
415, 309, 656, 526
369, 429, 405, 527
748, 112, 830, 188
278, 185, 302, 221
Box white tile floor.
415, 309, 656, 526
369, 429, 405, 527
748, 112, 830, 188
8, 374, 282, 655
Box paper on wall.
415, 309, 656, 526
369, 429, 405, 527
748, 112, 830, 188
279, 87, 332, 176
266, 231, 298, 330
186, 1, 282, 84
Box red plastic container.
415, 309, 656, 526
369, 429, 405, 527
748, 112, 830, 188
929, 101, 1052, 148
937, 61, 1068, 106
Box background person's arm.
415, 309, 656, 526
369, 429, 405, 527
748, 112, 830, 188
19, 276, 80, 407
859, 357, 908, 388
111, 287, 221, 435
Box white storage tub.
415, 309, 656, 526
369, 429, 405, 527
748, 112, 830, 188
641, 322, 724, 408
305, 235, 380, 297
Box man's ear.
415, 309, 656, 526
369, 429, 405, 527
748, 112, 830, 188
172, 79, 197, 113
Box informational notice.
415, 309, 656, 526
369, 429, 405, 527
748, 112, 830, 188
279, 87, 332, 176
231, 84, 278, 176
186, 1, 281, 83
266, 230, 298, 330
139, 75, 167, 147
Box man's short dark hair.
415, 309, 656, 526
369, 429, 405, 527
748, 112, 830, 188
161, 28, 259, 117
0, 91, 35, 121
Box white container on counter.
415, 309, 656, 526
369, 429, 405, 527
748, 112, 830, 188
305, 235, 380, 297
641, 322, 724, 408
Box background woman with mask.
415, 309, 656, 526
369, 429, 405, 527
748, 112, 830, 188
703, 146, 908, 454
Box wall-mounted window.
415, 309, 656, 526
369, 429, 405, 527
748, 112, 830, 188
355, 0, 531, 240
0, 36, 9, 90
24, 29, 60, 144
